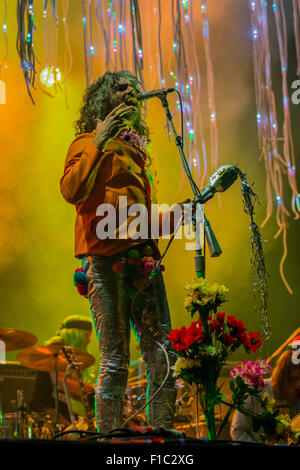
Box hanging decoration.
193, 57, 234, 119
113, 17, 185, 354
13, 1, 299, 296
40, 0, 62, 96
16, 0, 36, 104
61, 0, 73, 108
292, 0, 300, 76
0, 0, 8, 104
249, 0, 299, 294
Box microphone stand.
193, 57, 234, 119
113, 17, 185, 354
159, 92, 222, 278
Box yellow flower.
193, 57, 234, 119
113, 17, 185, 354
184, 296, 193, 308
276, 415, 291, 435
172, 357, 201, 377
216, 284, 229, 300
184, 278, 228, 309
263, 392, 276, 413
201, 293, 217, 304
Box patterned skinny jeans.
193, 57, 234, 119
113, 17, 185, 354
84, 245, 177, 433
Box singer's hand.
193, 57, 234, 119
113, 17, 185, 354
93, 103, 136, 150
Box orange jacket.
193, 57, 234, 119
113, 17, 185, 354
60, 132, 176, 258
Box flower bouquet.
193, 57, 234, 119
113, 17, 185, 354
229, 361, 300, 444
168, 277, 263, 440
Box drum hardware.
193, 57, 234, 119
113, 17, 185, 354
17, 345, 95, 430
61, 346, 96, 432
62, 363, 80, 439
16, 389, 27, 439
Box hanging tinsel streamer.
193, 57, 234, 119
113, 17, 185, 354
200, 0, 218, 174
82, 0, 90, 86
62, 0, 73, 108
292, 0, 300, 76
238, 169, 271, 341
95, 0, 112, 71
249, 0, 299, 295
40, 0, 62, 97
187, 0, 208, 188
0, 0, 8, 71
129, 0, 145, 89
44, 0, 58, 23
0, 0, 8, 104
169, 0, 213, 201
16, 0, 36, 104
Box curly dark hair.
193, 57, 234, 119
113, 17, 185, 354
74, 70, 150, 141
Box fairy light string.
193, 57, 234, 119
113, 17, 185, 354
0, 0, 8, 72
249, 0, 299, 294
40, 0, 62, 95
95, 0, 111, 71
129, 0, 145, 89
82, 0, 90, 85
12, 1, 299, 299
16, 0, 36, 104
0, 0, 8, 104
62, 0, 73, 108
292, 0, 300, 76
200, 0, 218, 174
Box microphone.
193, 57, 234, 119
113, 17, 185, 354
197, 164, 240, 204
136, 88, 176, 101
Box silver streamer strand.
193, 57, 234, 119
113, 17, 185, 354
238, 169, 271, 342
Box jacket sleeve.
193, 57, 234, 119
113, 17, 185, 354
60, 134, 104, 205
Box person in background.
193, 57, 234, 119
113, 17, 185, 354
43, 315, 96, 417
230, 345, 300, 443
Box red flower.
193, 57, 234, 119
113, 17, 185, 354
185, 321, 204, 348
227, 315, 247, 334
127, 257, 137, 266
169, 321, 204, 351
210, 319, 222, 332
223, 334, 236, 346
168, 326, 188, 351
246, 331, 263, 353
236, 331, 248, 345
216, 312, 226, 323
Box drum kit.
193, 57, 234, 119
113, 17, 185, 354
0, 327, 203, 440
0, 327, 95, 440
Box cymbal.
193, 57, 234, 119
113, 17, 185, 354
0, 328, 38, 351
17, 345, 95, 372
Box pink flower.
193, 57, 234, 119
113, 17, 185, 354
230, 360, 272, 390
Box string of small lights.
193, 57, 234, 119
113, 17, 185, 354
0, 0, 8, 104
293, 0, 300, 76
16, 0, 36, 104
249, 0, 299, 294
13, 0, 299, 294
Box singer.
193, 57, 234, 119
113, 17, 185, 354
60, 70, 190, 433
